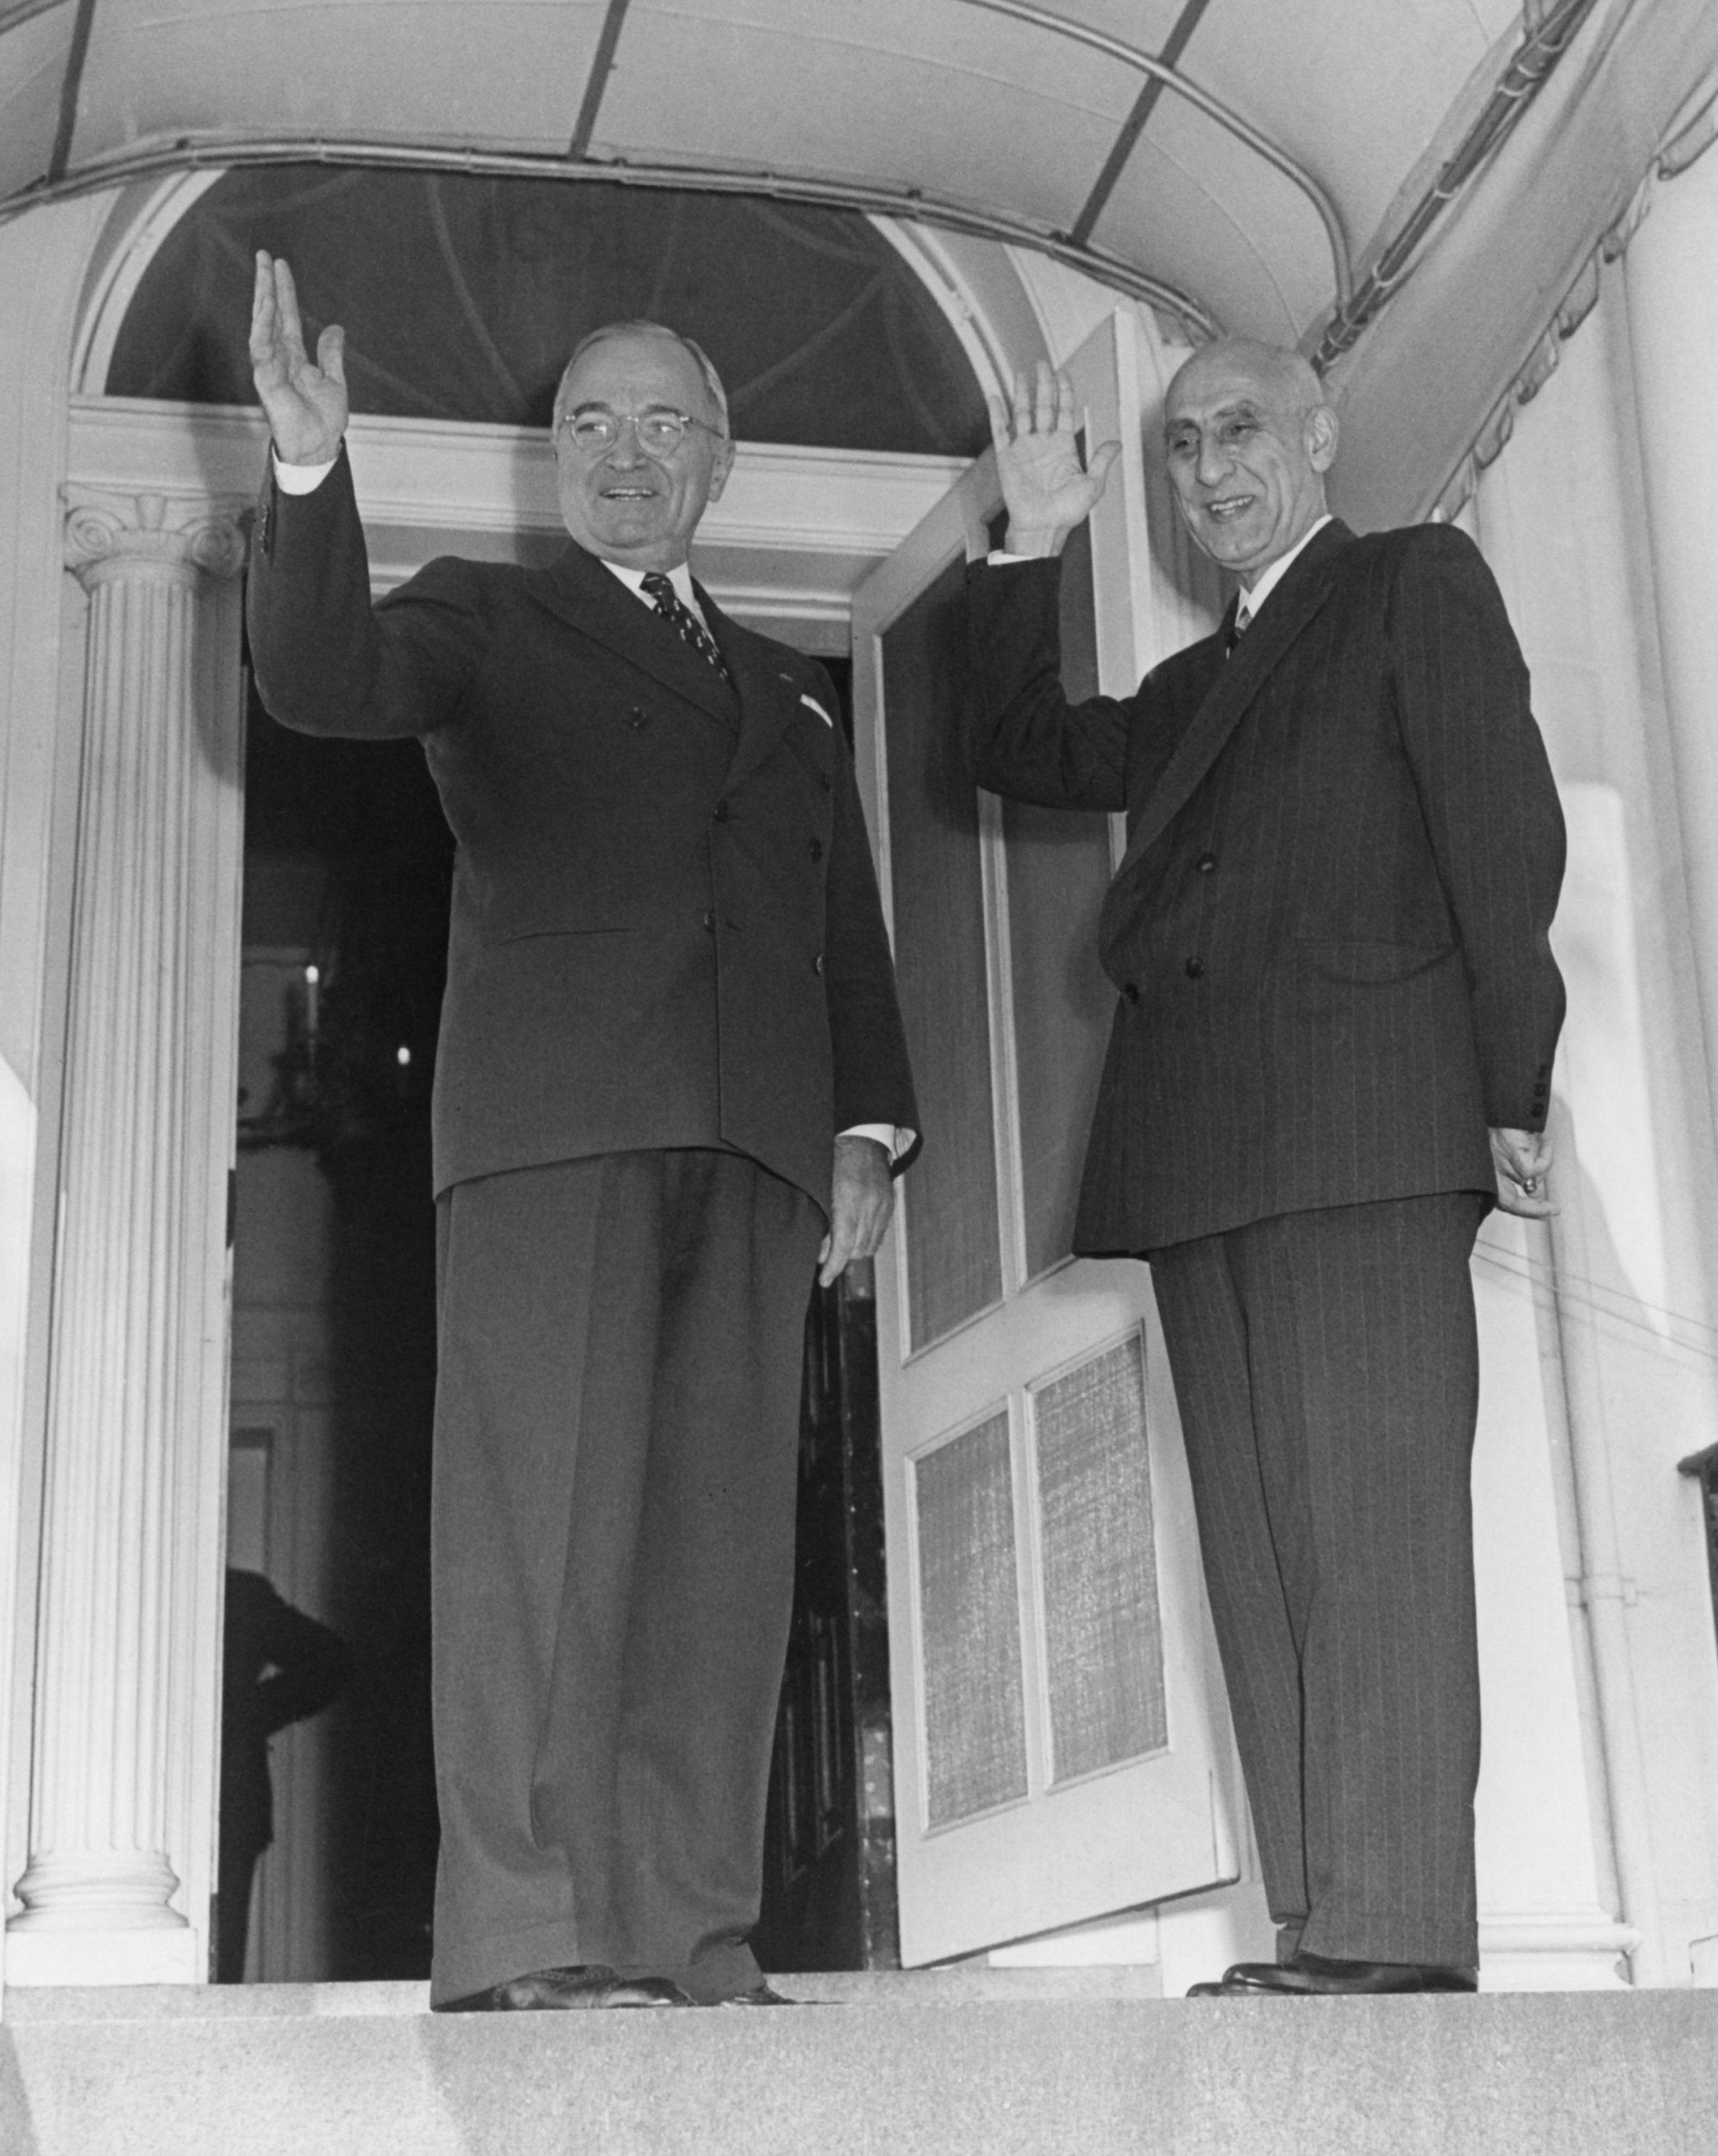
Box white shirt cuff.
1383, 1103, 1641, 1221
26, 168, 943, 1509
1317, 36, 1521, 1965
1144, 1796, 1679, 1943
986, 550, 1033, 566
839, 1123, 913, 1163
273, 452, 340, 494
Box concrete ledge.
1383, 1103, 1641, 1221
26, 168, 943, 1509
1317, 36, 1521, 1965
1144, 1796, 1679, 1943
0, 1982, 1714, 2154
0, 1965, 1162, 2018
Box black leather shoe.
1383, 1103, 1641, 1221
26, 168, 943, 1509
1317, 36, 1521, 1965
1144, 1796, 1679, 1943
1187, 1960, 1296, 1997
437, 1963, 693, 2011
1190, 1952, 1477, 1997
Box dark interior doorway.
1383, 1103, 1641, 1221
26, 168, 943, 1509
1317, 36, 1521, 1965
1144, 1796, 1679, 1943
226, 652, 898, 1981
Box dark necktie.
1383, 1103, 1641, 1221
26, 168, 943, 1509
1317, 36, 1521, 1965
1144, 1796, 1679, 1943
641, 571, 731, 684
1226, 603, 1251, 655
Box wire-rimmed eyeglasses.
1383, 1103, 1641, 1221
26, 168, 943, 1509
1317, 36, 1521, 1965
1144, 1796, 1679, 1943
556, 408, 725, 455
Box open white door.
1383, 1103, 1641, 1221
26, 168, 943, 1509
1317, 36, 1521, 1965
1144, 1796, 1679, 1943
852, 309, 1238, 1966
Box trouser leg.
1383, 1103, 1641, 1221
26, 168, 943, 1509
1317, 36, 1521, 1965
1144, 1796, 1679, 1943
1151, 1232, 1311, 1947
215, 1838, 261, 1983
596, 1149, 822, 2002
1152, 1192, 1486, 1969
429, 1156, 616, 2005
429, 1149, 819, 2008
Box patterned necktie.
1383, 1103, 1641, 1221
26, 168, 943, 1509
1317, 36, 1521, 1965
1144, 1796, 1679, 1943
641, 570, 731, 684
1226, 603, 1251, 655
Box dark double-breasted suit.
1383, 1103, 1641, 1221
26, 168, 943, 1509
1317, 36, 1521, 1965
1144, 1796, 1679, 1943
967, 519, 1564, 1968
248, 450, 918, 2003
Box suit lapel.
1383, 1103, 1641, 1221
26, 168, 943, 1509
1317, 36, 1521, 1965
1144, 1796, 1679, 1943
533, 542, 740, 728
1111, 519, 1354, 884
699, 584, 802, 787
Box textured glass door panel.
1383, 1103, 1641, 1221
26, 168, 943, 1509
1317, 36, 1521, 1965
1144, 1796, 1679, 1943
913, 1412, 1029, 1829
1005, 518, 1119, 1282
1033, 1335, 1169, 1783
881, 556, 1002, 1351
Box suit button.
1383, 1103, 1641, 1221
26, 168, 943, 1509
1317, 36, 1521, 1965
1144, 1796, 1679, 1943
703, 910, 716, 934
1121, 983, 1140, 1005
809, 837, 824, 862
1184, 957, 1205, 980
628, 706, 645, 730
819, 773, 833, 793
1195, 852, 1217, 874
712, 800, 731, 822
813, 952, 824, 975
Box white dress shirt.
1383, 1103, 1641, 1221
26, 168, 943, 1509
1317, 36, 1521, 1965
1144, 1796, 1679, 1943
1231, 511, 1332, 633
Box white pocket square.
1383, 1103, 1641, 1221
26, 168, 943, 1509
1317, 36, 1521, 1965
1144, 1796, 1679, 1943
799, 693, 835, 728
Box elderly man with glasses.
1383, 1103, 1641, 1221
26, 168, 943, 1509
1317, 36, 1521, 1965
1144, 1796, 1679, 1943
247, 258, 919, 2012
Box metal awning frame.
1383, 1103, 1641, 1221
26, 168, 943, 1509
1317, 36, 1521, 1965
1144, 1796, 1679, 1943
0, 131, 1227, 342
0, 0, 1613, 366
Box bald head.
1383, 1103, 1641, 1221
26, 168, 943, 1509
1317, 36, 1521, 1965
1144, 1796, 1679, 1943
1170, 337, 1323, 415
1163, 338, 1338, 585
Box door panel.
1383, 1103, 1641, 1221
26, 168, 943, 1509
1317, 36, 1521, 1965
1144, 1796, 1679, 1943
914, 1407, 1030, 1827
852, 309, 1238, 1965
877, 555, 1003, 1351
1002, 499, 1113, 1283
1003, 790, 1115, 1282
1033, 1332, 1169, 1783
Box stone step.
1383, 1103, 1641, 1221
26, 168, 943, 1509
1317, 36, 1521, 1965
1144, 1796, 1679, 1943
1, 1975, 1714, 2155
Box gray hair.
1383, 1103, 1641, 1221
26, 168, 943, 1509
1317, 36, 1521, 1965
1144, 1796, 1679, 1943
552, 322, 730, 436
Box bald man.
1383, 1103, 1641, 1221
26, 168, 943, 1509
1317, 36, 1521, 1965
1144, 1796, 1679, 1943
964, 342, 1565, 1996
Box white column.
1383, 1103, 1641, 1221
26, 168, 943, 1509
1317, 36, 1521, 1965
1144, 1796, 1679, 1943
6, 489, 246, 1984
1617, 141, 1718, 1984
1623, 144, 1718, 1161
0, 188, 119, 2015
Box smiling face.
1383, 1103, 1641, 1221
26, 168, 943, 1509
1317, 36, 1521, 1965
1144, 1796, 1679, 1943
552, 328, 735, 572
1163, 341, 1338, 586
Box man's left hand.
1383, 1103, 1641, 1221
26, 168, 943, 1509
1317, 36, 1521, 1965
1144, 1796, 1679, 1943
819, 1135, 895, 1286
1489, 1125, 1557, 1219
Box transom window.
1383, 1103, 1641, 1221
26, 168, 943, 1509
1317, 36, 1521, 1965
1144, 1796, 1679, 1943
108, 168, 988, 457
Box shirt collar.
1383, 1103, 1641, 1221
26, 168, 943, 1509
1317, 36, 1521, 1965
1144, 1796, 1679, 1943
1235, 513, 1333, 626
602, 556, 704, 626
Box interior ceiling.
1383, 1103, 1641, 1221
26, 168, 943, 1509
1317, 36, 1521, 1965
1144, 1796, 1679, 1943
1, 0, 1607, 357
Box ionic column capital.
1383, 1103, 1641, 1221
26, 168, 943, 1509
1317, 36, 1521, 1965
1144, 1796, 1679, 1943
62, 486, 248, 587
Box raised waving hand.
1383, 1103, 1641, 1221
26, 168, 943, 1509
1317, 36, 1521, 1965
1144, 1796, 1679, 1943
249, 251, 348, 467
986, 360, 1121, 558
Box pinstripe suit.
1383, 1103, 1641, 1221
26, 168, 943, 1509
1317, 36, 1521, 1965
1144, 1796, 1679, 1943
966, 520, 1564, 1966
